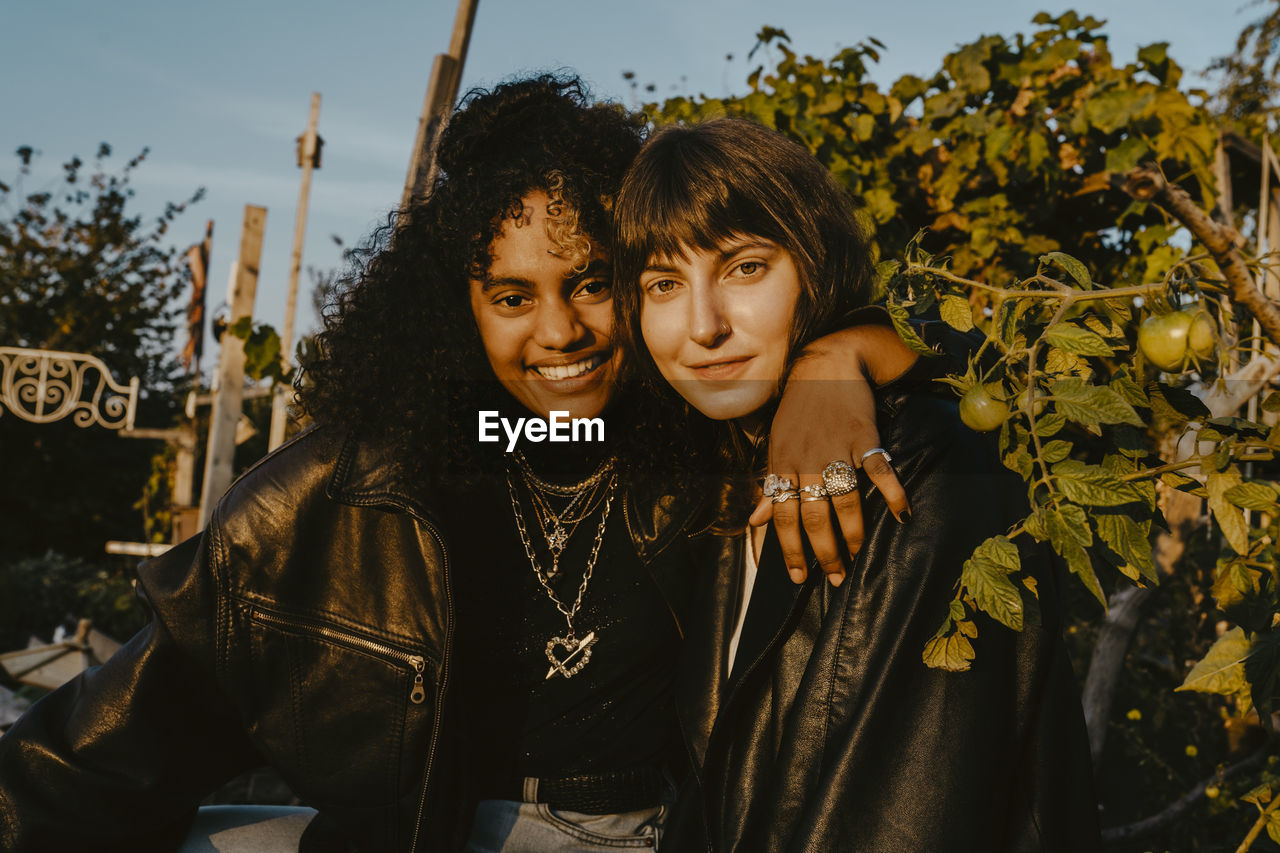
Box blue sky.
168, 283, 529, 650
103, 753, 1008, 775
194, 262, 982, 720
1, 0, 1258, 358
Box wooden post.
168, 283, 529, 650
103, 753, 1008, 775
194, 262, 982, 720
401, 0, 480, 208
269, 92, 322, 451
199, 206, 266, 527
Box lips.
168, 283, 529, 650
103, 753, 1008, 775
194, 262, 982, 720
529, 351, 610, 382
687, 356, 753, 380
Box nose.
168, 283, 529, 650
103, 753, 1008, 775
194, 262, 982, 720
533, 295, 587, 351
689, 284, 730, 348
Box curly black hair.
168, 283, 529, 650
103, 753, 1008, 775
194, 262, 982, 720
299, 74, 649, 486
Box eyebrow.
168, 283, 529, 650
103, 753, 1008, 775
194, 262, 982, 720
480, 258, 611, 292
643, 240, 778, 274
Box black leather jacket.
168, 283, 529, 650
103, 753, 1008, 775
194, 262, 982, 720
0, 427, 706, 852
666, 368, 1101, 852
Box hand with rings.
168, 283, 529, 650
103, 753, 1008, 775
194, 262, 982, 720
751, 323, 915, 587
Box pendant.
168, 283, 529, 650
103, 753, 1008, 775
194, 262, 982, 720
546, 525, 568, 553
544, 631, 597, 680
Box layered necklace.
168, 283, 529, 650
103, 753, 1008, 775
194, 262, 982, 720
506, 452, 617, 680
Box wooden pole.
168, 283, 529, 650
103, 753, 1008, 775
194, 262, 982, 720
401, 0, 480, 209
269, 92, 322, 451
200, 205, 266, 527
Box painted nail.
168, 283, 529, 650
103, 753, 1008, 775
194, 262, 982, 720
895, 508, 912, 524
788, 567, 806, 584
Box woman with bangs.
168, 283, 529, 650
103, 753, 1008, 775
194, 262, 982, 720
613, 118, 1100, 852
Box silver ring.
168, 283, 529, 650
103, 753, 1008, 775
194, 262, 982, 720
799, 483, 830, 499
859, 447, 893, 467
821, 460, 858, 497
800, 493, 830, 503
771, 489, 800, 504
762, 473, 797, 498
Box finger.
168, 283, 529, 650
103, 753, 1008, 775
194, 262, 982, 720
828, 488, 865, 559
769, 478, 808, 585
860, 450, 911, 523
797, 480, 845, 587
749, 495, 774, 528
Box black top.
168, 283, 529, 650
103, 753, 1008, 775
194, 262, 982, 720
444, 444, 682, 788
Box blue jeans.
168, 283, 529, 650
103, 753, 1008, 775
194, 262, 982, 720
464, 778, 669, 852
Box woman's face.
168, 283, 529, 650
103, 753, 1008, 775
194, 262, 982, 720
469, 191, 620, 420
638, 236, 801, 421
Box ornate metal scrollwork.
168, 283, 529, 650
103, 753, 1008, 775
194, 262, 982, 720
0, 347, 139, 430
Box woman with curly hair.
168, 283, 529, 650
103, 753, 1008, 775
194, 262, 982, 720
613, 118, 1100, 852
0, 77, 918, 852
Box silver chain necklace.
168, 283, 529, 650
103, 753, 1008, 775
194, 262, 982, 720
512, 453, 614, 579
505, 461, 617, 680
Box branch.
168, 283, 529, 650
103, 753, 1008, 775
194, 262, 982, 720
1102, 746, 1270, 844
1083, 585, 1154, 766
1116, 164, 1280, 349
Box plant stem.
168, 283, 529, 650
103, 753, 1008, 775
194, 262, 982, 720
1236, 791, 1280, 853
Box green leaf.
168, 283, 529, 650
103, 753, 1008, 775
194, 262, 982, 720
1175, 627, 1250, 698
1044, 506, 1105, 607
961, 535, 1025, 631
886, 299, 937, 355
1050, 378, 1145, 428
1034, 412, 1067, 436
939, 293, 975, 331
1040, 440, 1072, 464
1043, 323, 1114, 356
1040, 252, 1092, 288
1161, 470, 1207, 498
1105, 136, 1149, 173
1263, 392, 1280, 413
1212, 561, 1262, 612
1094, 512, 1156, 582
922, 631, 976, 672
1052, 460, 1143, 507
1148, 383, 1210, 422
1224, 482, 1280, 513
1207, 467, 1251, 555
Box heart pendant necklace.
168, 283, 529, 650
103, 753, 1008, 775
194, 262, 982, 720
506, 461, 616, 680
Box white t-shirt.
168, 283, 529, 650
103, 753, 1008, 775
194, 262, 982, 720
726, 528, 762, 675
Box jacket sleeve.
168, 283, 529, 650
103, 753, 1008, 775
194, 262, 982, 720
706, 383, 1100, 853
0, 532, 263, 851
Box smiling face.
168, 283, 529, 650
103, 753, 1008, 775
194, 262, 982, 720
469, 191, 619, 421
638, 236, 801, 422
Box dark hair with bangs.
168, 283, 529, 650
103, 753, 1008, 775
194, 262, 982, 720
612, 117, 878, 531
613, 117, 876, 394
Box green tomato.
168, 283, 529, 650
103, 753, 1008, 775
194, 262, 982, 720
1016, 389, 1046, 417
1137, 311, 1193, 372
959, 385, 1009, 432
1188, 311, 1216, 360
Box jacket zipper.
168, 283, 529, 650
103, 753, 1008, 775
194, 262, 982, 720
248, 606, 428, 705
408, 520, 451, 853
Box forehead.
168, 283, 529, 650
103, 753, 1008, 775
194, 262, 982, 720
479, 192, 607, 283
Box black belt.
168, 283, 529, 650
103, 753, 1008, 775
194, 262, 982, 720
488, 766, 666, 815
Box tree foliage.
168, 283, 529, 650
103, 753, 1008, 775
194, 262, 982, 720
0, 145, 201, 560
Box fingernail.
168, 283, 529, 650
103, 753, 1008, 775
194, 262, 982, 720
895, 508, 912, 524
788, 567, 806, 584
828, 572, 845, 588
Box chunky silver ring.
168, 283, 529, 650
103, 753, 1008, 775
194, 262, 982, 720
771, 489, 800, 504
821, 460, 858, 496
859, 447, 893, 467
762, 473, 796, 498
